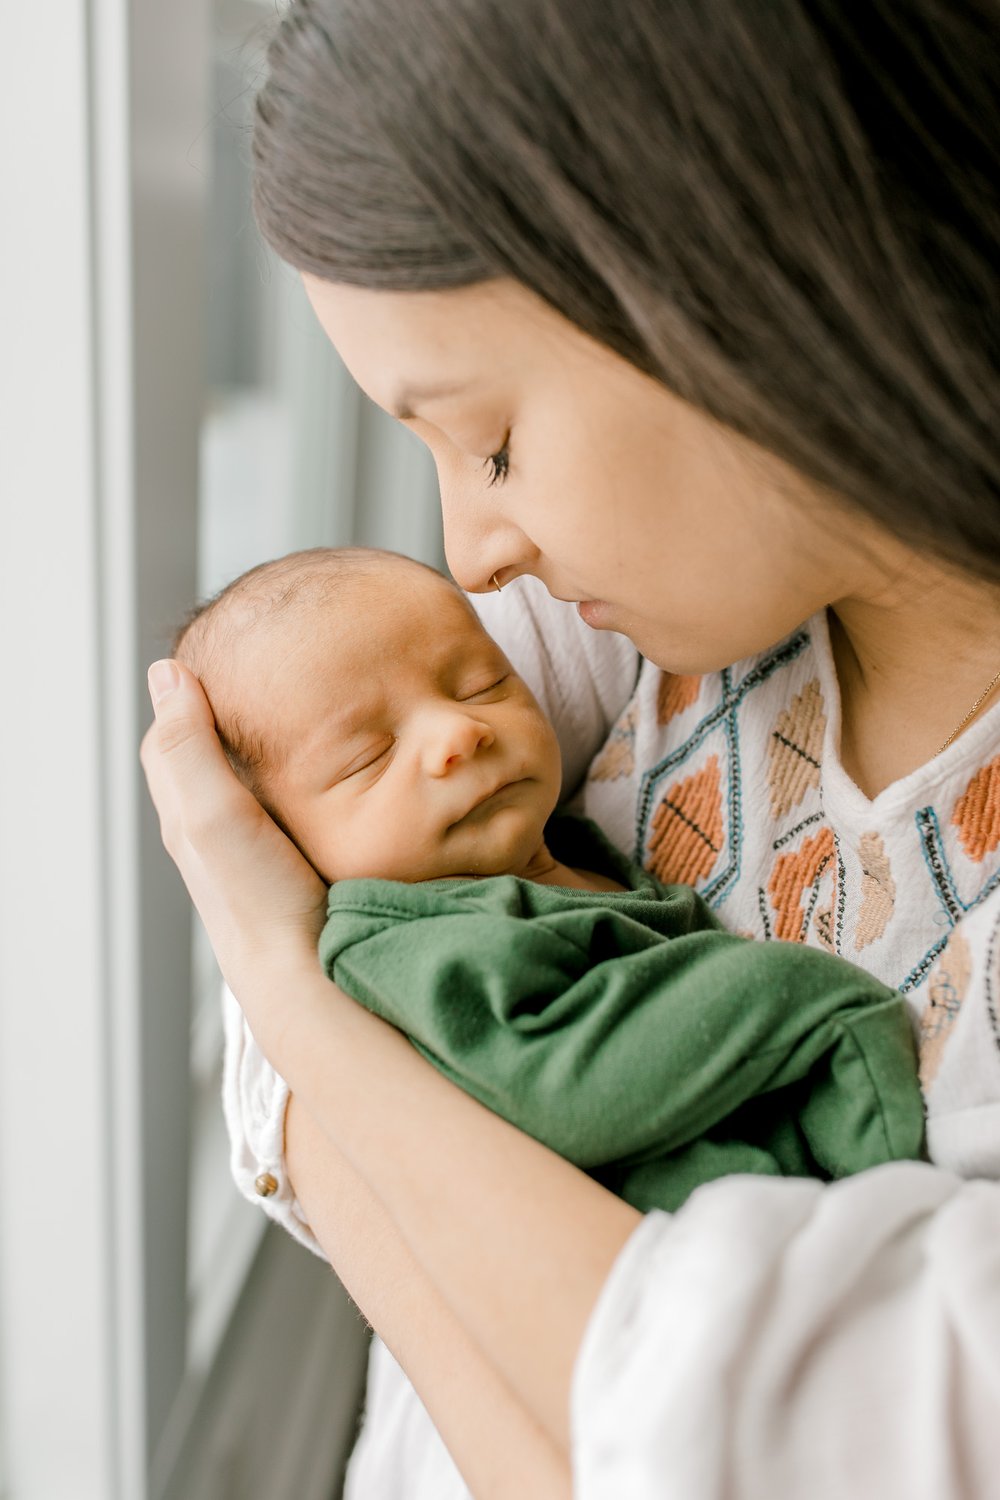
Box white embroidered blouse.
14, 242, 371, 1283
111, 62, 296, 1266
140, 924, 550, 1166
223, 577, 1000, 1500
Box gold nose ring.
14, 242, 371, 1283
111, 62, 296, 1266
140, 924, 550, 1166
490, 572, 503, 593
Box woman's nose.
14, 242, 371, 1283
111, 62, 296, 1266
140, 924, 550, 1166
422, 710, 495, 777
438, 476, 539, 594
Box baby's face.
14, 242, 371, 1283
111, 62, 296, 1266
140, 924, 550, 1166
244, 566, 562, 884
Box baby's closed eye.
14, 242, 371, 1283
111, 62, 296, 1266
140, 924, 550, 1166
334, 737, 396, 781
459, 674, 509, 701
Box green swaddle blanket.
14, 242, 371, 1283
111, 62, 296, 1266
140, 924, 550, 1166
319, 816, 925, 1211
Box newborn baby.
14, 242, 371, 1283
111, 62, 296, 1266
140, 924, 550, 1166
175, 545, 616, 891
176, 546, 925, 1211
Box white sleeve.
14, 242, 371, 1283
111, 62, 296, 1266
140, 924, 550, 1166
221, 982, 324, 1256
571, 837, 1000, 1499
572, 1164, 1000, 1500
469, 576, 640, 796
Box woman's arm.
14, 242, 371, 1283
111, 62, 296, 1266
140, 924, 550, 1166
271, 962, 639, 1451
284, 1095, 571, 1499
571, 1163, 1000, 1500
141, 660, 638, 1453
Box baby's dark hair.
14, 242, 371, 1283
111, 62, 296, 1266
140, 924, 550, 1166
172, 545, 454, 807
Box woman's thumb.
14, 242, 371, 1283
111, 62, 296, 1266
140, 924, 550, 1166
147, 658, 183, 708
141, 658, 235, 835
146, 658, 219, 754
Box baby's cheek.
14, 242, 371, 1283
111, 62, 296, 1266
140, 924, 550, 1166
309, 810, 372, 884
530, 717, 563, 797
341, 816, 437, 883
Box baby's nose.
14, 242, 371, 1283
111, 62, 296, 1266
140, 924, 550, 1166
423, 711, 495, 776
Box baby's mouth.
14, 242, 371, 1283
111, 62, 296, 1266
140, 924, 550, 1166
454, 777, 527, 826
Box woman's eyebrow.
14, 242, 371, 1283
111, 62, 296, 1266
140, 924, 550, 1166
390, 380, 467, 420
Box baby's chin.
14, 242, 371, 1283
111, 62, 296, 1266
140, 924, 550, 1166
346, 813, 550, 884
434, 838, 542, 881
439, 804, 555, 880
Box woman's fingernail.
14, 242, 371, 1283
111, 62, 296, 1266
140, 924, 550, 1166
148, 659, 181, 707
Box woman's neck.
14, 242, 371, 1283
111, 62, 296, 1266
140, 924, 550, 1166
829, 560, 1000, 799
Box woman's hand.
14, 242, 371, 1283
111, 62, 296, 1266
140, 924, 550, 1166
140, 659, 329, 1035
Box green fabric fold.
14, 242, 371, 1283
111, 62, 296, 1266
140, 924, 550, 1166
319, 816, 926, 1211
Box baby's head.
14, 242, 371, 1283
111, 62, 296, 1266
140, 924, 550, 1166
174, 548, 562, 885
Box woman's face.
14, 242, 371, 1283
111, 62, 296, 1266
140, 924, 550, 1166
303, 274, 863, 673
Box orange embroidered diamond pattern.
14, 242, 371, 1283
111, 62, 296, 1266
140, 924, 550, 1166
767, 678, 825, 819
767, 826, 836, 942
854, 831, 896, 951
657, 673, 702, 726
952, 756, 1000, 863
646, 755, 723, 886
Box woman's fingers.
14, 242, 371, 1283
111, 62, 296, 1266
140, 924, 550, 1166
141, 661, 249, 853
140, 658, 329, 994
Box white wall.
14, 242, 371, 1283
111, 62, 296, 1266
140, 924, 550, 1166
0, 1, 439, 1495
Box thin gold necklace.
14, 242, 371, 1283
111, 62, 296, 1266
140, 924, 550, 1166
938, 667, 1000, 755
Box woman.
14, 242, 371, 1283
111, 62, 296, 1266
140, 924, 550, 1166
142, 2, 1000, 1495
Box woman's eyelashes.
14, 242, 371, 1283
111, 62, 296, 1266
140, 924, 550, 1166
482, 439, 510, 487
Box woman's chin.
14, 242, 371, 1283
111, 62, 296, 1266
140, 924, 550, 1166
604, 612, 744, 677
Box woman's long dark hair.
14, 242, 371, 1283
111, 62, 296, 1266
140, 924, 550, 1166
252, 0, 999, 576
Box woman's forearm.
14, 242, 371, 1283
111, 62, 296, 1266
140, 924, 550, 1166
285, 1094, 571, 1499
264, 966, 640, 1451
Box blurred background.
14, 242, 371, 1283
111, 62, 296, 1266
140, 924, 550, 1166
0, 1, 441, 1495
